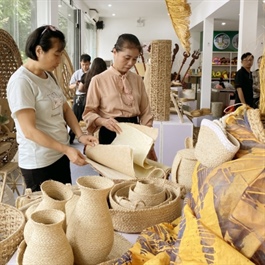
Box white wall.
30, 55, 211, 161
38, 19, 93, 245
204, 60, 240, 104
96, 16, 201, 77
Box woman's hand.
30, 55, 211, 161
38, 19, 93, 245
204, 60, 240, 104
102, 118, 122, 134
77, 134, 99, 146
64, 146, 88, 166
147, 145, 158, 161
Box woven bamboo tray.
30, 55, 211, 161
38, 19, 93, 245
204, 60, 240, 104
109, 178, 185, 233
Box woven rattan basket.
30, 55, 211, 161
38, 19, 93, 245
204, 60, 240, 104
0, 203, 25, 264
109, 178, 185, 233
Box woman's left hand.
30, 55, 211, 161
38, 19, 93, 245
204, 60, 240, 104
78, 134, 99, 146
147, 145, 157, 161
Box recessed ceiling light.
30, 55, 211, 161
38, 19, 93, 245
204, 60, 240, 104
108, 4, 112, 7
112, 13, 116, 16
221, 22, 226, 26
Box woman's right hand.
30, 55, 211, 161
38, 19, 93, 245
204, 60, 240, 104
102, 118, 122, 134
65, 146, 88, 166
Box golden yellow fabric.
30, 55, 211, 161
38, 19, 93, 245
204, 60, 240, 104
112, 106, 265, 265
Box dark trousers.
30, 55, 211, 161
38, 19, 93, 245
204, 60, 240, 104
20, 155, 71, 192
99, 116, 139, 145
69, 94, 86, 143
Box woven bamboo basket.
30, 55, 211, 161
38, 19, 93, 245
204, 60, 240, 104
108, 178, 185, 233
0, 203, 25, 264
149, 40, 172, 121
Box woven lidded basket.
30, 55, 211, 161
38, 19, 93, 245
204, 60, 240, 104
109, 178, 185, 233
0, 203, 25, 264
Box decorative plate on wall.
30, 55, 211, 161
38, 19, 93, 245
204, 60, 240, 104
214, 33, 230, 50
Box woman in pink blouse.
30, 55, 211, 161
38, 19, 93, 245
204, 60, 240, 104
83, 33, 156, 160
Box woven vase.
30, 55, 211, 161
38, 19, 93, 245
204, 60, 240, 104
66, 176, 114, 265
25, 180, 73, 221
171, 149, 198, 192
23, 209, 74, 265
149, 40, 172, 121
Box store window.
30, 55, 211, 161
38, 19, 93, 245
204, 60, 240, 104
58, 0, 76, 67
83, 21, 97, 60
0, 0, 36, 62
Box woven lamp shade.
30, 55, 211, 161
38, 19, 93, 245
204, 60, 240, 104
149, 40, 172, 121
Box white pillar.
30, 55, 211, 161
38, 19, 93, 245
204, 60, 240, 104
37, 0, 59, 27
200, 17, 214, 108
237, 0, 258, 70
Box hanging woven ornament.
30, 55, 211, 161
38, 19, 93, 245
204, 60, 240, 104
164, 0, 191, 55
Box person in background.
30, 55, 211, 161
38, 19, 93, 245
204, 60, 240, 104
252, 55, 262, 108
7, 25, 98, 192
69, 53, 91, 143
234, 52, 254, 108
69, 53, 91, 90
69, 57, 107, 144
83, 33, 157, 161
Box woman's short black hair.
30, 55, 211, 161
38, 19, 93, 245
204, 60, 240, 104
25, 25, 66, 60
241, 52, 254, 61
113, 33, 142, 54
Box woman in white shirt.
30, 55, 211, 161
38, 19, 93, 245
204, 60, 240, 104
7, 25, 98, 191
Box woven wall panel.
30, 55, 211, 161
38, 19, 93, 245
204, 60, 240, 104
149, 40, 172, 121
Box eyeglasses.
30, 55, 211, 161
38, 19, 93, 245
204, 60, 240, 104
41, 25, 57, 36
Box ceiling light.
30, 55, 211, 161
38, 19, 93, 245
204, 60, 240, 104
112, 13, 116, 16
108, 4, 112, 7
221, 22, 226, 26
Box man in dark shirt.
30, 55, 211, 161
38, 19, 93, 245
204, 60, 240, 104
234, 52, 254, 108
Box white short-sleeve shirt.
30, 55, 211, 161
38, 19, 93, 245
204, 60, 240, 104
7, 66, 69, 169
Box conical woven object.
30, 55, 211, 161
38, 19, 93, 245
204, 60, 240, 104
195, 119, 240, 168
165, 0, 191, 54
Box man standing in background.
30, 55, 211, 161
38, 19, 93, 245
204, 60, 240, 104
69, 54, 91, 144
234, 52, 254, 108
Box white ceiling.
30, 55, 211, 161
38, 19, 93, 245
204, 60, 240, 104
80, 0, 264, 31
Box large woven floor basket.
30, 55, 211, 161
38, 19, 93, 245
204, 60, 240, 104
0, 203, 25, 264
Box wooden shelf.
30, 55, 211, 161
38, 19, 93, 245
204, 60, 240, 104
212, 64, 237, 67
